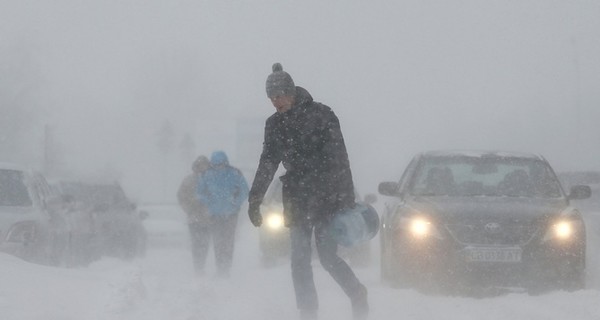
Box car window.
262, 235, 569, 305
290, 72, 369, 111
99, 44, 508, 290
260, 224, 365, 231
410, 156, 563, 198
397, 156, 419, 194
0, 169, 33, 206
58, 182, 132, 212
31, 172, 52, 204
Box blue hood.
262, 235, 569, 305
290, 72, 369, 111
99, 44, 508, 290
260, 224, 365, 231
210, 151, 229, 166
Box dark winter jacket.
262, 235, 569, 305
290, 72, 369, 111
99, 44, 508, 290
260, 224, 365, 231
178, 172, 210, 224
197, 151, 249, 216
248, 86, 355, 226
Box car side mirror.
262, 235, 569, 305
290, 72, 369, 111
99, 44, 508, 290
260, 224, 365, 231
378, 181, 401, 197
44, 195, 67, 215
568, 185, 591, 200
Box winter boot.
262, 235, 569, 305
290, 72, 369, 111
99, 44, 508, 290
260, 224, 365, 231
351, 284, 369, 320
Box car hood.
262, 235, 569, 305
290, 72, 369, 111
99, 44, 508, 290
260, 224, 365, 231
406, 196, 569, 223
0, 206, 40, 221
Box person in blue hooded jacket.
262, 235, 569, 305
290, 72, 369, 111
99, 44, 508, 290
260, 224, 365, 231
196, 150, 249, 277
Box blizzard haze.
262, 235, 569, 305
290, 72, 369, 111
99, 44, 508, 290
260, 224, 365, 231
2, 1, 600, 201
3, 203, 600, 320
2, 2, 600, 320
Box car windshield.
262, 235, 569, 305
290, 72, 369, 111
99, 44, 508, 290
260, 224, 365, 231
0, 169, 33, 206
59, 182, 131, 210
409, 155, 563, 198
88, 185, 130, 208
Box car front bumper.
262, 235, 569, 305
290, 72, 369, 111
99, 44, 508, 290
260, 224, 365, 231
393, 234, 585, 288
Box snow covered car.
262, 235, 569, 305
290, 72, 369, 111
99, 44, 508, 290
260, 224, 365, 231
259, 178, 376, 266
0, 163, 69, 265
50, 181, 101, 266
54, 180, 147, 260
378, 150, 590, 293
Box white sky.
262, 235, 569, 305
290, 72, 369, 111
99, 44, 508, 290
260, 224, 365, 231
1, 1, 599, 202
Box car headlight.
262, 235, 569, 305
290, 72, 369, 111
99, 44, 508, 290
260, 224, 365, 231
553, 221, 573, 239
543, 219, 583, 242
399, 216, 443, 240
410, 218, 432, 237
265, 212, 285, 230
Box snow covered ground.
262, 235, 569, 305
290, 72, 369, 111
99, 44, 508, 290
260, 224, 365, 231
2, 204, 600, 320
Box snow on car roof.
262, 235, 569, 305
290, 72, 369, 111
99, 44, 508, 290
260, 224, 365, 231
420, 150, 544, 160
0, 162, 34, 173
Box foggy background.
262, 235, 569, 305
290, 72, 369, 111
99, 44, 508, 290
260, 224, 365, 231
1, 1, 599, 203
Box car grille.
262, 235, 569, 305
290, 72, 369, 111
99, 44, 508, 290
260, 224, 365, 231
445, 222, 540, 246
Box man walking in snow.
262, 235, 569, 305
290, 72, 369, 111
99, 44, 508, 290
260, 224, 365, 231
197, 151, 249, 277
177, 155, 211, 275
247, 63, 368, 319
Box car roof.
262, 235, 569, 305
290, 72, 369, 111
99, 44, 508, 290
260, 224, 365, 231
419, 150, 545, 161
0, 162, 34, 173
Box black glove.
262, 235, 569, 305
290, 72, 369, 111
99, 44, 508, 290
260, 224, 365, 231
248, 203, 262, 227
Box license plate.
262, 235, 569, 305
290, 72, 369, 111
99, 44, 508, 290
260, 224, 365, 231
465, 247, 522, 263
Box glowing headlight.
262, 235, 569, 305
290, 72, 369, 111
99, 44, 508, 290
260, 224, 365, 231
410, 219, 432, 238
399, 216, 442, 239
553, 221, 573, 239
265, 213, 284, 230
543, 219, 582, 242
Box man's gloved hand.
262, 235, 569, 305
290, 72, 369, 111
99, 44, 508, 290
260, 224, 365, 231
248, 203, 262, 227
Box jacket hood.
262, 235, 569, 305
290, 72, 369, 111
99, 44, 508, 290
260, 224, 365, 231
293, 86, 313, 106
192, 155, 210, 173
210, 151, 229, 166
268, 86, 314, 120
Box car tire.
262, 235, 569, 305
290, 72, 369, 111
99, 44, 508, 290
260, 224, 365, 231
380, 220, 398, 284
380, 228, 412, 288
380, 234, 391, 282
558, 263, 585, 292
527, 258, 586, 294
18, 222, 52, 265
387, 242, 412, 289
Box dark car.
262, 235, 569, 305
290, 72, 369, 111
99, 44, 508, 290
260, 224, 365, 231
54, 180, 147, 260
378, 150, 591, 294
259, 177, 376, 267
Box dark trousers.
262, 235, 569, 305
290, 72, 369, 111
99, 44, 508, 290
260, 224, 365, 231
188, 222, 210, 273
188, 214, 239, 275
211, 214, 238, 274
290, 219, 364, 311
